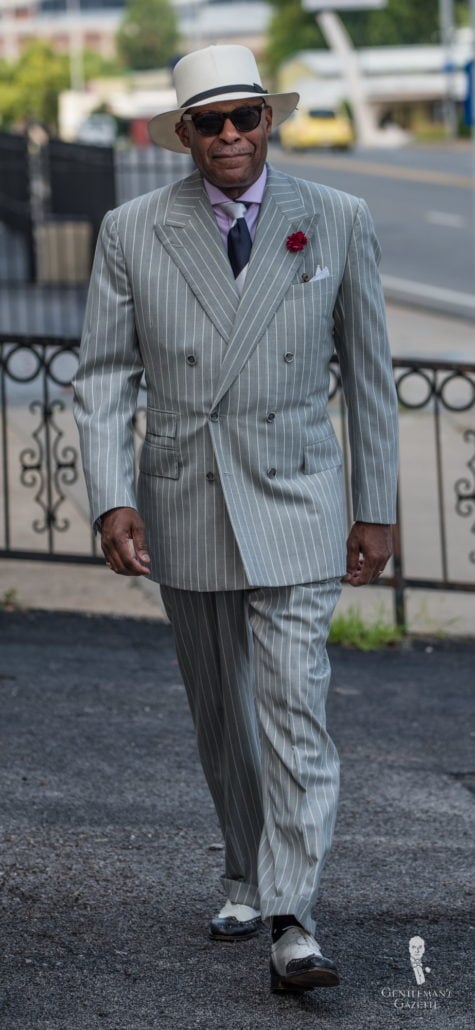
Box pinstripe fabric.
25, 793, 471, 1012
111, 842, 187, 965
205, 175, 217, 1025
160, 579, 341, 935
73, 164, 398, 933
159, 585, 263, 905
73, 165, 399, 591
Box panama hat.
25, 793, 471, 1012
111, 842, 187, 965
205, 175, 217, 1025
148, 44, 299, 153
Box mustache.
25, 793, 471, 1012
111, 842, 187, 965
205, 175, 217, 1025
211, 149, 253, 157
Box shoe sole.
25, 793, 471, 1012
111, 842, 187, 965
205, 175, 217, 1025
270, 960, 340, 991
208, 926, 261, 942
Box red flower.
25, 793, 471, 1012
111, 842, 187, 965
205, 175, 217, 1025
286, 231, 308, 252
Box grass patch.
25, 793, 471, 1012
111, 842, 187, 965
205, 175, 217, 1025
329, 605, 404, 651
0, 589, 21, 611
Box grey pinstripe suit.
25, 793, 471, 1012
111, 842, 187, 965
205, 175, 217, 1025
73, 164, 398, 933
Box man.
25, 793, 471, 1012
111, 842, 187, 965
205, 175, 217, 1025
409, 936, 429, 985
73, 44, 398, 993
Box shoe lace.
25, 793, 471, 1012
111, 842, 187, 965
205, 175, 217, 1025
292, 929, 322, 954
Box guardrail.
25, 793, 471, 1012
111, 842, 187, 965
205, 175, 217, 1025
1, 334, 474, 627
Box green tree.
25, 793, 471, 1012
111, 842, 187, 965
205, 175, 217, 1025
342, 0, 469, 47
82, 49, 123, 81
0, 42, 69, 129
265, 1, 325, 74
117, 0, 179, 71
266, 0, 470, 73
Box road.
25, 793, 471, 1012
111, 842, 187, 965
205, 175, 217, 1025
268, 142, 475, 320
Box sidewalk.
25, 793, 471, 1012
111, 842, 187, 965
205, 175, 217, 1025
0, 609, 473, 1030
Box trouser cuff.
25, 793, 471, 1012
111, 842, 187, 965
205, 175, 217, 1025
220, 875, 260, 910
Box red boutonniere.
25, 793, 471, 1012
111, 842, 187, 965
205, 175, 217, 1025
286, 231, 308, 252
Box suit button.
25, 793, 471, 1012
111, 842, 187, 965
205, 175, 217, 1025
209, 411, 219, 422
284, 352, 294, 363
206, 471, 215, 482
267, 467, 277, 478
266, 412, 276, 423
186, 354, 197, 366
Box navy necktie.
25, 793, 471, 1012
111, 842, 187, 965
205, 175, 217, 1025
220, 201, 252, 290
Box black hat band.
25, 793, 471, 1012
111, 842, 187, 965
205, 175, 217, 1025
182, 83, 267, 108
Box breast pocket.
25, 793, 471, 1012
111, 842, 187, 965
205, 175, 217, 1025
286, 277, 333, 301
283, 279, 335, 339
303, 434, 342, 475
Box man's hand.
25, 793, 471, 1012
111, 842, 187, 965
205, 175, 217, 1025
343, 522, 392, 587
101, 507, 151, 576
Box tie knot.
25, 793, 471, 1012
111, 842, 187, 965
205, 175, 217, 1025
219, 200, 247, 223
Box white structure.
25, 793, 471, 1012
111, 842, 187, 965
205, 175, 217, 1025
279, 37, 473, 135
0, 0, 272, 61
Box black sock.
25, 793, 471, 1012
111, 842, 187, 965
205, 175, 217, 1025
271, 914, 303, 942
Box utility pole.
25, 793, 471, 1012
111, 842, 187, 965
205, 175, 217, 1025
439, 0, 457, 137
66, 0, 85, 93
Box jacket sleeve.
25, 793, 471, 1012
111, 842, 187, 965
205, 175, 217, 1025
333, 197, 399, 524
72, 210, 144, 527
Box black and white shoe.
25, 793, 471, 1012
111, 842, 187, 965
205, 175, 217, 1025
209, 900, 262, 941
270, 926, 340, 991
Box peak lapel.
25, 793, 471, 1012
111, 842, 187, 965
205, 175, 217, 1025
211, 175, 319, 410
154, 173, 239, 342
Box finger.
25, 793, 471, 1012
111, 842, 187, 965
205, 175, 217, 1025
342, 551, 363, 584
103, 535, 150, 576
131, 523, 151, 567
352, 558, 387, 587
343, 554, 380, 587
346, 534, 360, 575
114, 543, 150, 576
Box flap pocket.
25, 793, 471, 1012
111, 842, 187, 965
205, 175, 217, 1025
303, 434, 342, 475
146, 408, 177, 439
139, 441, 180, 479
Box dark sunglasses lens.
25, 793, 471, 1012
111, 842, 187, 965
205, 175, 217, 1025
194, 113, 225, 136
231, 106, 263, 131
193, 105, 263, 136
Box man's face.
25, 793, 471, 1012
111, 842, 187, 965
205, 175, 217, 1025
409, 939, 425, 959
175, 98, 272, 197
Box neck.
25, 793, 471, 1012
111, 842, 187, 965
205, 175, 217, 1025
217, 186, 249, 199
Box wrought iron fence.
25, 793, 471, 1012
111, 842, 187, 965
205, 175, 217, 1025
1, 333, 474, 627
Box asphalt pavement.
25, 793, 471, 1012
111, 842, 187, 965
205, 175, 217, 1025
0, 609, 473, 1030
268, 142, 475, 319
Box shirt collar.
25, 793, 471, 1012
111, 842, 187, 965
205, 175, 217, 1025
204, 165, 268, 208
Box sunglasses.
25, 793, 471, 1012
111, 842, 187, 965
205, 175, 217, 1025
182, 102, 266, 137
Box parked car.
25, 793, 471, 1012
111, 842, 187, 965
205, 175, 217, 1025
279, 107, 354, 151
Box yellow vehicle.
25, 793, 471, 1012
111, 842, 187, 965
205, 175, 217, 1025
279, 106, 354, 152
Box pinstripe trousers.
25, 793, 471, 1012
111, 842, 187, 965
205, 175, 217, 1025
160, 579, 342, 937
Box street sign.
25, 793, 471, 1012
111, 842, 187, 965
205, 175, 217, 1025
302, 1, 386, 10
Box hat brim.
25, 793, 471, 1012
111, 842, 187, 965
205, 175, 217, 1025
148, 91, 300, 152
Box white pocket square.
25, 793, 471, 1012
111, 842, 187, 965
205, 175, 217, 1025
309, 265, 330, 282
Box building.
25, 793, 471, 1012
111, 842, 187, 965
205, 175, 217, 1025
278, 36, 474, 131
0, 0, 272, 62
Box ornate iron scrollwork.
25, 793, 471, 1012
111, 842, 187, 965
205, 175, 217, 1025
454, 429, 475, 565
19, 397, 78, 534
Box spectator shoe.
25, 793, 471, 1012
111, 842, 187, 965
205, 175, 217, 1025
270, 925, 340, 991
209, 899, 262, 941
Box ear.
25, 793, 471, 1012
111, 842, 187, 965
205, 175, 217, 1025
264, 105, 273, 136
175, 120, 191, 148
